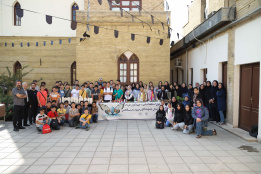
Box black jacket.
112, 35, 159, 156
210, 86, 218, 104
204, 85, 212, 104
184, 110, 194, 125
174, 109, 184, 123
181, 86, 188, 94
188, 88, 194, 100
169, 88, 175, 99
190, 93, 203, 107
199, 88, 206, 104
157, 90, 168, 100
171, 101, 178, 110
156, 110, 166, 122
28, 89, 38, 106
176, 87, 182, 97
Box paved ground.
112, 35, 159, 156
0, 120, 261, 174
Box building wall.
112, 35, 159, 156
0, 37, 76, 91
183, 0, 206, 36
0, 0, 85, 37
76, 10, 170, 85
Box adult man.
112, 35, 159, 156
195, 82, 200, 89
113, 84, 123, 101
116, 80, 122, 89
37, 85, 48, 110
103, 82, 113, 102
22, 82, 30, 126
91, 85, 100, 102
12, 80, 27, 131
64, 84, 72, 98
84, 83, 91, 98
28, 83, 38, 124
30, 80, 40, 91
157, 86, 168, 101
98, 78, 103, 86
73, 80, 79, 89
79, 85, 87, 98
71, 85, 80, 98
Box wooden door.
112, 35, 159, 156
222, 62, 228, 88
239, 63, 260, 131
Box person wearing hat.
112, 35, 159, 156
30, 80, 40, 91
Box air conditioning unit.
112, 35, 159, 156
175, 58, 182, 67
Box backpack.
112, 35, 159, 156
50, 118, 59, 130
249, 125, 258, 138
42, 124, 52, 134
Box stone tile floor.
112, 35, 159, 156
0, 120, 261, 174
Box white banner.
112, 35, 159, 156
98, 102, 161, 120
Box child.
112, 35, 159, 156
45, 101, 52, 114
165, 103, 174, 127
57, 103, 66, 126
49, 86, 60, 106
80, 101, 84, 108
75, 108, 91, 131
155, 105, 166, 129
82, 101, 91, 114
171, 103, 185, 130
183, 105, 194, 134
36, 107, 48, 131
47, 105, 60, 130
77, 104, 82, 115
68, 102, 80, 127
91, 102, 98, 123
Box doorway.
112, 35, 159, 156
222, 62, 228, 88
239, 63, 260, 131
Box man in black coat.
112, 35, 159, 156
28, 83, 39, 124
22, 82, 30, 126
157, 86, 168, 101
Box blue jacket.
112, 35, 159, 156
192, 106, 209, 127
216, 89, 226, 111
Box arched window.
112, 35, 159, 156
118, 53, 139, 85
14, 61, 22, 79
71, 62, 76, 85
72, 3, 79, 22
14, 2, 21, 26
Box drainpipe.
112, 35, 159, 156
186, 49, 188, 85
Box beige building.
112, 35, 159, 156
170, 0, 261, 140
0, 0, 170, 90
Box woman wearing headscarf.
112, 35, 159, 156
183, 104, 194, 134
171, 103, 185, 130
181, 83, 188, 98
155, 105, 166, 129
191, 87, 202, 107
171, 97, 178, 109
175, 85, 182, 98
209, 80, 219, 122
133, 84, 140, 100
131, 83, 136, 90
216, 83, 226, 125
183, 96, 190, 107
144, 84, 149, 93
125, 85, 134, 102
199, 84, 205, 104
148, 86, 156, 101
139, 81, 144, 88
192, 99, 217, 138
169, 84, 175, 99
204, 81, 212, 111
164, 81, 170, 91
188, 84, 194, 102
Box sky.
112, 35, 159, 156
166, 0, 192, 42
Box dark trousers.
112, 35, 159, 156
13, 105, 24, 128
156, 121, 164, 129
68, 116, 79, 127
104, 100, 110, 102
23, 102, 29, 126
29, 105, 38, 124
209, 103, 220, 122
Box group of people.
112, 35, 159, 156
11, 78, 226, 137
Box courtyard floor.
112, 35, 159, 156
0, 120, 261, 174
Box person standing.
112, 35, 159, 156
12, 80, 27, 131
37, 85, 48, 112
30, 80, 40, 91
216, 83, 226, 125
91, 85, 101, 102
103, 82, 113, 102
28, 83, 38, 125
71, 85, 80, 98
22, 82, 30, 127
209, 80, 219, 122
113, 84, 123, 101
64, 84, 72, 98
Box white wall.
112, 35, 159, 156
235, 15, 261, 65
0, 0, 84, 37
187, 33, 228, 84
234, 15, 261, 141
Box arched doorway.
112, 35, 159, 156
14, 61, 22, 80
71, 61, 76, 85
118, 52, 139, 85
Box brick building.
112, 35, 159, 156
170, 0, 261, 140
0, 0, 170, 90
